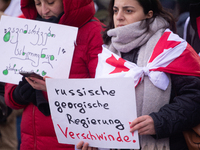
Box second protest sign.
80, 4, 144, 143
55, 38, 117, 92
46, 78, 139, 149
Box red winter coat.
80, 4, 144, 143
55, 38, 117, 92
4, 0, 103, 150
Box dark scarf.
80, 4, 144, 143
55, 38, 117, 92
36, 12, 64, 23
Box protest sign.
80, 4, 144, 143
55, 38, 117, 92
0, 16, 78, 84
46, 78, 139, 149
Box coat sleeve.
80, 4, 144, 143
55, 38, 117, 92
85, 19, 104, 78
149, 74, 200, 139
4, 83, 26, 109
69, 18, 104, 79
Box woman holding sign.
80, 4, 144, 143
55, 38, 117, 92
77, 0, 200, 149
4, 0, 103, 150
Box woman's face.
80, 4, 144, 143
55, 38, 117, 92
34, 0, 64, 19
113, 0, 150, 28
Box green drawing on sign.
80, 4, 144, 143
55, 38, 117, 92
24, 30, 27, 34
42, 71, 46, 76
48, 33, 51, 37
41, 54, 46, 58
50, 55, 54, 61
3, 31, 10, 42
3, 69, 8, 75
22, 52, 26, 56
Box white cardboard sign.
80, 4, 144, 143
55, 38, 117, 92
46, 78, 139, 149
0, 16, 78, 84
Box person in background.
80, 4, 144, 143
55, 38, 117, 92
0, 82, 18, 150
0, 0, 23, 18
4, 0, 103, 150
0, 0, 23, 150
176, 0, 190, 38
183, 1, 200, 55
3, 0, 22, 17
0, 0, 10, 16
94, 0, 111, 25
77, 0, 200, 149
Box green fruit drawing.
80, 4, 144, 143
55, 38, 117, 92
3, 69, 8, 75
3, 31, 10, 42
42, 71, 47, 76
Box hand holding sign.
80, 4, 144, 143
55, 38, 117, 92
26, 76, 49, 92
76, 141, 97, 150
130, 115, 155, 135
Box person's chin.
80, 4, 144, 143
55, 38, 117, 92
43, 16, 52, 19
116, 25, 125, 28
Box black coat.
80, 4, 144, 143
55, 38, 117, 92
150, 74, 200, 150
186, 21, 200, 54
121, 49, 200, 150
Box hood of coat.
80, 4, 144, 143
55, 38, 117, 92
20, 0, 95, 28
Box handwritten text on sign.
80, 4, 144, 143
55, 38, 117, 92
0, 16, 78, 84
46, 78, 139, 149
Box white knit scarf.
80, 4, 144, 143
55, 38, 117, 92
107, 17, 171, 150
108, 17, 168, 55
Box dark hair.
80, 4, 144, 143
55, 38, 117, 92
103, 0, 176, 45
2, 0, 10, 3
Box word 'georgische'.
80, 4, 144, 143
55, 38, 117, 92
55, 100, 109, 114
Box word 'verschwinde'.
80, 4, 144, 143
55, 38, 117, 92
57, 125, 137, 144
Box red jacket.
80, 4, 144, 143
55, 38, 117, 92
5, 0, 103, 149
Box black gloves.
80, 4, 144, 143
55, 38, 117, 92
12, 76, 50, 116
13, 76, 36, 105
36, 90, 50, 116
